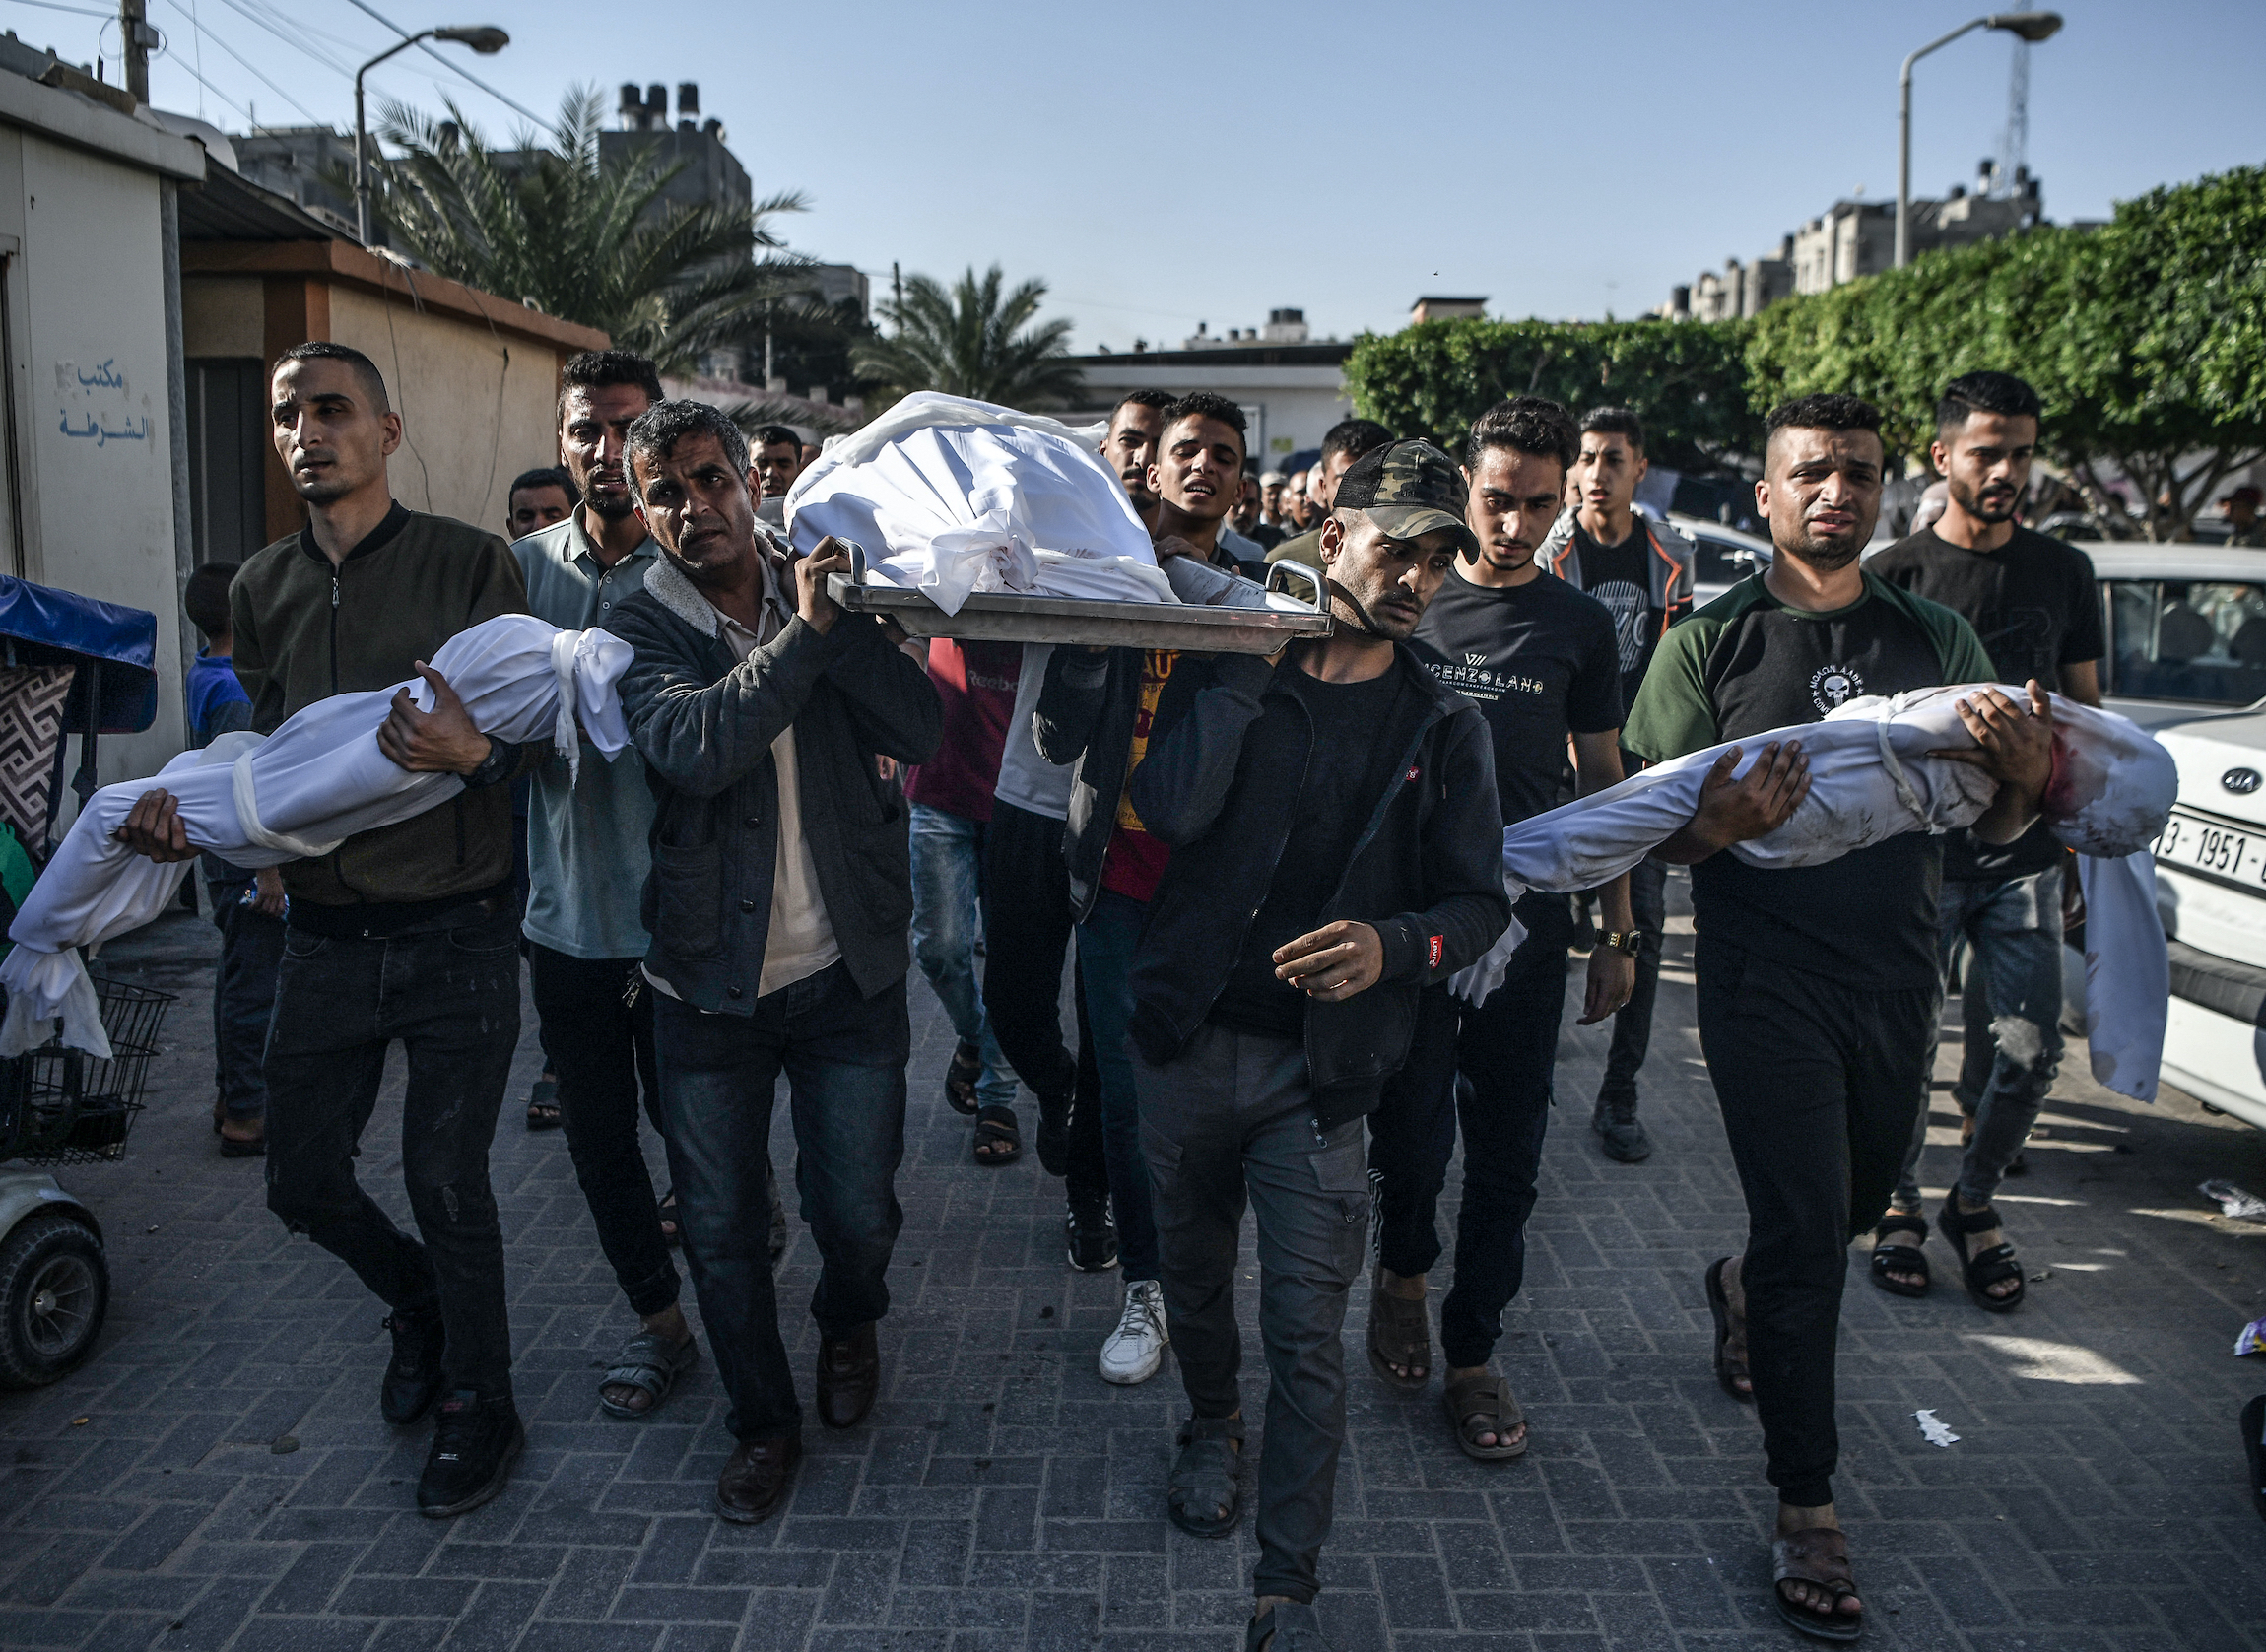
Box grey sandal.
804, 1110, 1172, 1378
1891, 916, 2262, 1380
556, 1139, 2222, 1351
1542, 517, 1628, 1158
1366, 1273, 1431, 1391
1166, 1415, 1244, 1537
1247, 1601, 1334, 1652
598, 1330, 699, 1420
1442, 1369, 1527, 1461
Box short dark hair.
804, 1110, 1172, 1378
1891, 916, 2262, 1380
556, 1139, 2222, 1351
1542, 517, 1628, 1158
754, 425, 801, 451
183, 562, 238, 641
1109, 389, 1175, 424
509, 465, 578, 507
624, 399, 750, 491
275, 340, 388, 412
1764, 393, 1883, 455
1937, 370, 2042, 435
1159, 392, 1247, 460
1320, 418, 1393, 469
1466, 396, 1578, 474
1578, 405, 1645, 453
558, 349, 664, 421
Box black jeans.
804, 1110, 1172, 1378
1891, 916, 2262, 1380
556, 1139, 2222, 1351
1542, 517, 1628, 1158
207, 875, 284, 1122
527, 944, 677, 1318
1369, 891, 1571, 1368
981, 799, 1107, 1207
1696, 936, 1938, 1507
1597, 857, 1667, 1110
654, 962, 908, 1441
263, 901, 522, 1399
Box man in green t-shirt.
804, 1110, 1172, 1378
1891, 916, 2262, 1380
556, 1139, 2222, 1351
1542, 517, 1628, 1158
1623, 393, 2054, 1643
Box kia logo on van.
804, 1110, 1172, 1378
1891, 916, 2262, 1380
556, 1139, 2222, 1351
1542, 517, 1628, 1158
2224, 767, 2262, 796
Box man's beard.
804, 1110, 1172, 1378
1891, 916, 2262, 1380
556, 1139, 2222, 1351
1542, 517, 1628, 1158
1950, 475, 2019, 524
1779, 536, 1862, 573
584, 488, 637, 523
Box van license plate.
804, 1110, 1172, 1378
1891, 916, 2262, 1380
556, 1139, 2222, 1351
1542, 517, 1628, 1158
2155, 808, 2263, 886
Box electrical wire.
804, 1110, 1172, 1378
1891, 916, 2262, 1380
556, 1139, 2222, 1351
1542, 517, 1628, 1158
157, 0, 322, 124
159, 44, 252, 123
336, 0, 558, 138
208, 0, 354, 77
0, 0, 111, 19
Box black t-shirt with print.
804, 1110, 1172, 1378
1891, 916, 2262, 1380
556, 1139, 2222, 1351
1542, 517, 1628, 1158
1570, 520, 1657, 710
1624, 572, 1994, 990
1411, 567, 1623, 827
1208, 665, 1408, 1038
1869, 524, 2104, 882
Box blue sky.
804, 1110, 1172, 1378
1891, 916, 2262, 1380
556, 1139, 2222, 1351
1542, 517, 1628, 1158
31, 0, 2266, 352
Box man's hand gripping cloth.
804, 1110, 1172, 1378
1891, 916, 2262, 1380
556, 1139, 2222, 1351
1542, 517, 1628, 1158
1, 616, 633, 1057
1448, 686, 2176, 1100
783, 391, 1180, 615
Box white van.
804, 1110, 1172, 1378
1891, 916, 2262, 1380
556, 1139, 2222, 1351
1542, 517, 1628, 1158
2081, 545, 2266, 1129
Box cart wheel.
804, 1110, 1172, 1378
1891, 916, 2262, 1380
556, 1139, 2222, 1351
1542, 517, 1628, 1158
0, 1211, 108, 1389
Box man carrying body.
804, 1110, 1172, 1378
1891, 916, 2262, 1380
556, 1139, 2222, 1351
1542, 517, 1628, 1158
1367, 399, 1634, 1458
117, 342, 537, 1516
1867, 371, 2103, 1309
1036, 391, 1261, 1386
515, 349, 700, 1418
1624, 393, 2052, 1640
1123, 438, 1510, 1652
1266, 418, 1394, 566
507, 467, 577, 539
1542, 406, 1696, 1163
608, 401, 939, 1524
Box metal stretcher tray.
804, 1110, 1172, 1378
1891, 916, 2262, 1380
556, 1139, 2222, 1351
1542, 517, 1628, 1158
826, 550, 1333, 655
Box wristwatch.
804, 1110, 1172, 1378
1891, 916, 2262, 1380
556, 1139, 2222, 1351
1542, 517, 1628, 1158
1600, 930, 1645, 957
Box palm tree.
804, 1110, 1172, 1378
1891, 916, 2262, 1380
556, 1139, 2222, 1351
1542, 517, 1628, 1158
370, 87, 814, 376
854, 266, 1083, 410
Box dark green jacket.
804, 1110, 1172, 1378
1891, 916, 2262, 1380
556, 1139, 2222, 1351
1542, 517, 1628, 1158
229, 503, 529, 913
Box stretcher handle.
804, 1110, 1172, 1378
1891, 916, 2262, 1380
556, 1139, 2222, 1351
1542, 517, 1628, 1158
1267, 561, 1324, 612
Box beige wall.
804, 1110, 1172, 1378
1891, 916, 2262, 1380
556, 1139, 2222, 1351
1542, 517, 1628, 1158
328, 286, 563, 540
181, 274, 261, 358
0, 127, 186, 786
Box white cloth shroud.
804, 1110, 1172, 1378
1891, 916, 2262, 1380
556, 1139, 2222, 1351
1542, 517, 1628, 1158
1447, 685, 2176, 1100
784, 391, 1180, 615
1, 616, 633, 1058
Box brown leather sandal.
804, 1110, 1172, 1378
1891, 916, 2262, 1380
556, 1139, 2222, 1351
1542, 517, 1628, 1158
1705, 1257, 1752, 1402
1770, 1525, 1861, 1642
1441, 1370, 1526, 1461
1366, 1273, 1431, 1391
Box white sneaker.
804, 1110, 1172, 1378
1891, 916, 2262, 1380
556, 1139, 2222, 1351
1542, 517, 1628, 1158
1099, 1278, 1168, 1385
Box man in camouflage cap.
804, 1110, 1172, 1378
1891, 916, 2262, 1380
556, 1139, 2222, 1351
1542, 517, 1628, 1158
1112, 437, 1513, 1650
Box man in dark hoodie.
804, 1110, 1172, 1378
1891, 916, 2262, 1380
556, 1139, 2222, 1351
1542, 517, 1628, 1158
1119, 440, 1511, 1652
115, 341, 534, 1519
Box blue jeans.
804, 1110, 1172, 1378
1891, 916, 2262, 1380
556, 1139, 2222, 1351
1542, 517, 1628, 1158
654, 961, 907, 1441
1077, 888, 1160, 1283
909, 804, 1016, 1110
1896, 864, 2065, 1210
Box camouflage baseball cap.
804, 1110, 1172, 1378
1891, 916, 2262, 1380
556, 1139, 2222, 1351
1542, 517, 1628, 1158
1333, 439, 1479, 561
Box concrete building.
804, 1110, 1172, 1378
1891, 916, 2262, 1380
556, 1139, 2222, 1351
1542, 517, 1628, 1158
233, 125, 364, 238
1664, 168, 2045, 319
0, 39, 205, 782
1409, 297, 1487, 325
1065, 306, 1353, 466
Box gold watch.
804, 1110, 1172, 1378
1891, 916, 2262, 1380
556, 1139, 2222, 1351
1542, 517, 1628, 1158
1600, 930, 1645, 957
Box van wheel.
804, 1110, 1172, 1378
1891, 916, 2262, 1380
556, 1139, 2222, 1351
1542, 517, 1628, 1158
0, 1212, 108, 1388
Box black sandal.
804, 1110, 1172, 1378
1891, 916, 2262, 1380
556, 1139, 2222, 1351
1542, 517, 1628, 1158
1771, 1526, 1862, 1643
525, 1075, 562, 1131
1441, 1369, 1526, 1461
972, 1104, 1022, 1166
598, 1329, 699, 1420
1366, 1273, 1431, 1391
1247, 1601, 1331, 1652
1868, 1210, 1931, 1297
1937, 1200, 2025, 1312
1167, 1415, 1243, 1537
945, 1040, 983, 1116
1704, 1257, 1752, 1402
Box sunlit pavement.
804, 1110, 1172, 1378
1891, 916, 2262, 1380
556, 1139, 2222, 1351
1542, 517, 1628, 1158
1, 870, 2260, 1652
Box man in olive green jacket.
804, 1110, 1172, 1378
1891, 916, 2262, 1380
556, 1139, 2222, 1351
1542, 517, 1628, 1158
119, 342, 533, 1519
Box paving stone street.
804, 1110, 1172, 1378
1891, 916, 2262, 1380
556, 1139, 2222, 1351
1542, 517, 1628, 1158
3, 873, 2264, 1652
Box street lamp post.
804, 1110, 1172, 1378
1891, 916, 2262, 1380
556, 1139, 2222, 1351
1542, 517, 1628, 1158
354, 25, 509, 247
1897, 10, 2063, 269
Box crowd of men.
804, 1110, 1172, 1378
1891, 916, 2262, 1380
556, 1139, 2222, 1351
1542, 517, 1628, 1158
120, 341, 2099, 1649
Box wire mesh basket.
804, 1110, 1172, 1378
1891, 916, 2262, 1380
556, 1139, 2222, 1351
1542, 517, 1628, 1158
0, 976, 175, 1165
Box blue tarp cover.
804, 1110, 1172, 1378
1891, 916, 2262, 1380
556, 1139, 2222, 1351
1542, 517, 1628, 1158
0, 575, 159, 733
